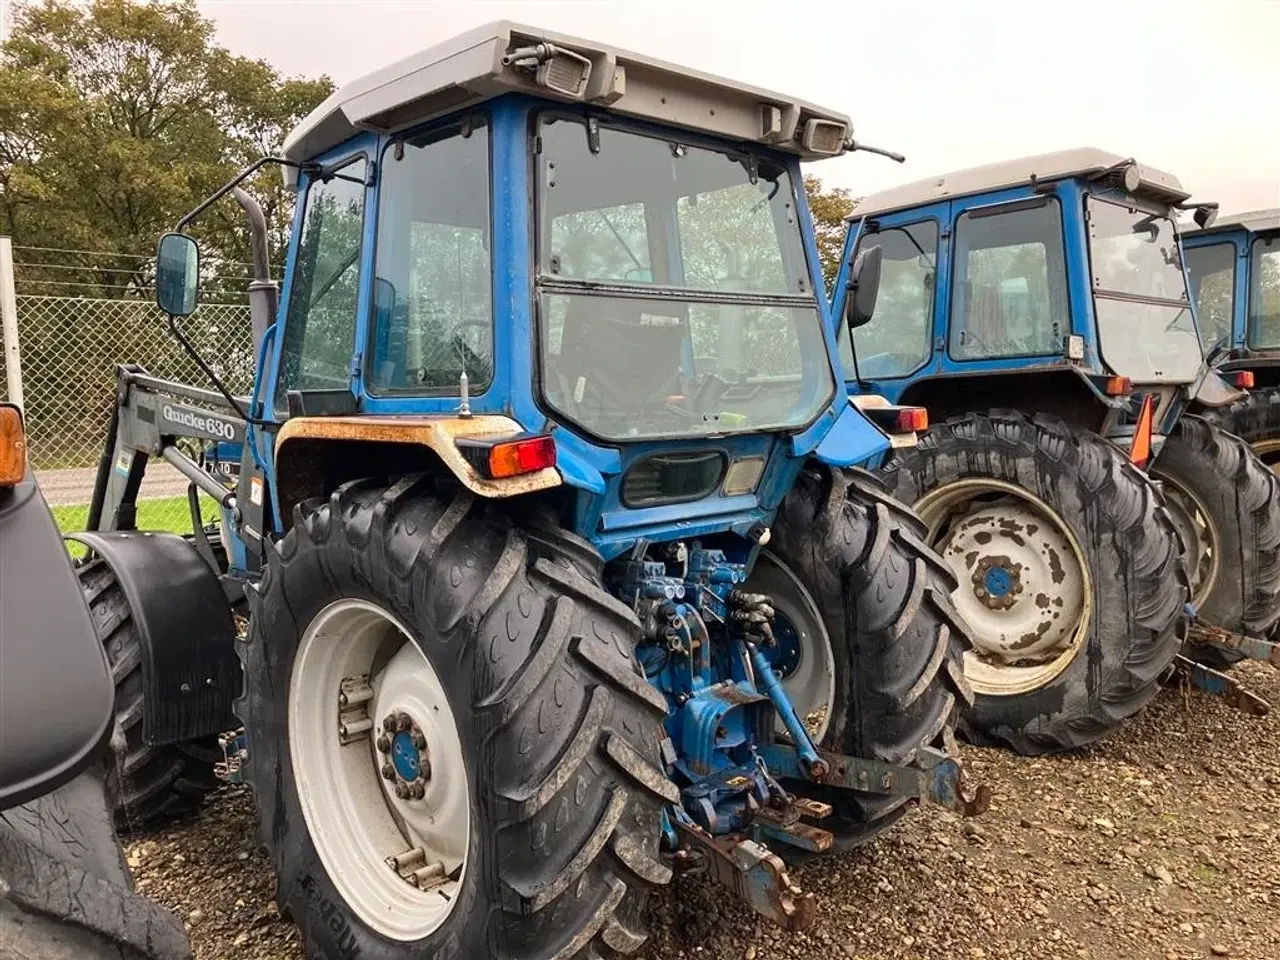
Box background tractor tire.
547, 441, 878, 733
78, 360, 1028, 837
1150, 414, 1280, 670
880, 410, 1188, 755
0, 761, 192, 960
1201, 384, 1280, 470
76, 558, 222, 835
239, 477, 673, 960
767, 465, 974, 850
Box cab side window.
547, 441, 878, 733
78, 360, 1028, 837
950, 199, 1068, 360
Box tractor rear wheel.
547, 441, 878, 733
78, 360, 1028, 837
238, 477, 672, 960
879, 411, 1187, 754
764, 465, 974, 849
1201, 383, 1280, 470
76, 558, 222, 834
1150, 414, 1280, 669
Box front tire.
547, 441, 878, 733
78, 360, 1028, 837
239, 477, 673, 960
765, 466, 973, 848
1151, 414, 1280, 669
880, 411, 1188, 754
76, 558, 222, 834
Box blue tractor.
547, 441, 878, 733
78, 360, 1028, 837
1184, 209, 1280, 462
73, 22, 987, 957
830, 149, 1280, 754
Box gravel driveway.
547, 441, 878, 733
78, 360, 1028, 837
128, 662, 1280, 960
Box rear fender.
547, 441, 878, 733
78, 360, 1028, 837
65, 530, 239, 746
0, 474, 114, 809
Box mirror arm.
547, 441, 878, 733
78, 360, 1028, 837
176, 155, 304, 233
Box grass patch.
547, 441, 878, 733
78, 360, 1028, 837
53, 494, 223, 557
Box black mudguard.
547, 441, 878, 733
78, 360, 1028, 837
0, 473, 114, 809
66, 531, 239, 746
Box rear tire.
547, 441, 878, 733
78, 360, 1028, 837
0, 761, 192, 959
1201, 384, 1280, 469
1152, 413, 1280, 668
880, 411, 1188, 754
239, 477, 672, 960
766, 465, 973, 848
76, 558, 222, 834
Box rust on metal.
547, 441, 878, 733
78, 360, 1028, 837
275, 414, 561, 499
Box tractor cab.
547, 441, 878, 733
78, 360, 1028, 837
832, 148, 1225, 461
1183, 209, 1280, 384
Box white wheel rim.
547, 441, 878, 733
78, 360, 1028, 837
1157, 473, 1219, 607
748, 553, 836, 743
916, 479, 1093, 698
289, 599, 470, 942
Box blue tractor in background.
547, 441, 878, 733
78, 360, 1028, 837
72, 22, 987, 958
830, 149, 1280, 754
1184, 209, 1280, 463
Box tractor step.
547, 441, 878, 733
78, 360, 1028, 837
1187, 614, 1280, 668
1170, 654, 1271, 716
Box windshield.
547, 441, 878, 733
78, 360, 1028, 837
1249, 235, 1280, 347
1087, 196, 1202, 382
1184, 241, 1236, 350
536, 115, 834, 441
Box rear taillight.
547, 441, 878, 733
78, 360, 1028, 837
456, 433, 556, 479
1234, 371, 1256, 389
0, 403, 25, 487
895, 407, 929, 432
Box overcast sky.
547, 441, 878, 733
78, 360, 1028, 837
197, 0, 1279, 215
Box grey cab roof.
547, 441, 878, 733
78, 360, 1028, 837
1184, 207, 1280, 237
282, 20, 851, 172
848, 147, 1189, 221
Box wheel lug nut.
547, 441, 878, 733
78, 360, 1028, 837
376, 736, 391, 753
382, 716, 397, 733
394, 783, 410, 799
412, 732, 426, 750
420, 758, 432, 781
381, 763, 396, 781
397, 713, 412, 732
408, 781, 425, 801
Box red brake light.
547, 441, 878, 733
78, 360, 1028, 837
456, 433, 556, 479
1105, 376, 1133, 396
895, 407, 929, 432
1234, 371, 1255, 389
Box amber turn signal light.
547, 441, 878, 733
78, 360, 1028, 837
895, 407, 929, 432
1104, 376, 1133, 396
1234, 371, 1255, 389
0, 403, 27, 487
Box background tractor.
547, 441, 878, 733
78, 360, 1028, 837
830, 149, 1280, 754
71, 21, 986, 959
0, 401, 192, 960
1184, 209, 1280, 463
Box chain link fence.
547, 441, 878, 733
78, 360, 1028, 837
9, 290, 253, 534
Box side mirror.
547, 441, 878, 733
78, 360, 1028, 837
845, 244, 883, 330
155, 232, 200, 317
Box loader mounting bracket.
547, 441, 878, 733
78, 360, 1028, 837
66, 531, 239, 745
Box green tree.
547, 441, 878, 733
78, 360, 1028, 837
804, 174, 857, 293
0, 0, 333, 296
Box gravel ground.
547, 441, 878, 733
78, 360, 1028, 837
129, 662, 1280, 960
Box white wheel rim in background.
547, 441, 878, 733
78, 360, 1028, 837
289, 599, 470, 942
915, 479, 1093, 698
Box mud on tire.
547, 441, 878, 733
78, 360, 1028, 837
238, 477, 673, 960
1150, 413, 1280, 669
879, 410, 1188, 754
76, 558, 222, 834
767, 465, 973, 848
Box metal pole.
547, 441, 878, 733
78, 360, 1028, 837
0, 236, 23, 409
